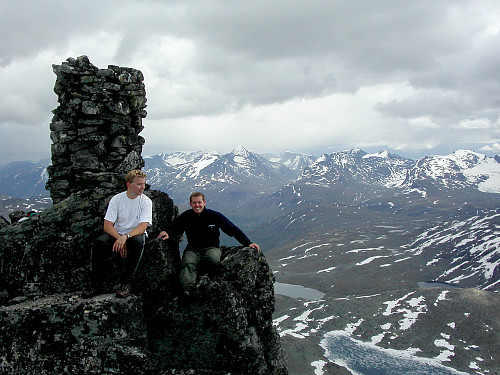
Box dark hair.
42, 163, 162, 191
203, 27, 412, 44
190, 192, 205, 202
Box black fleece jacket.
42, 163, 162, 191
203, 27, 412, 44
166, 208, 252, 250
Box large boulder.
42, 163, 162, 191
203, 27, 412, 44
151, 246, 287, 374
0, 294, 150, 374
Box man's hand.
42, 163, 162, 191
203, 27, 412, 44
158, 231, 169, 240
113, 234, 128, 258
249, 243, 260, 252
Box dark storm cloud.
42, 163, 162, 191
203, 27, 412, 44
1, 0, 500, 164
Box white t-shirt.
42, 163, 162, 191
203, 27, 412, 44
104, 191, 153, 235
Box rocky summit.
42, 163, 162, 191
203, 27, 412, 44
0, 56, 287, 375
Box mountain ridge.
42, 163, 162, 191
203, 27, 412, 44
3, 147, 499, 198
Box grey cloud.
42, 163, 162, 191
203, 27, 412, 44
2, 0, 500, 164
1, 2, 106, 60
375, 91, 476, 122
378, 30, 500, 123
185, 1, 472, 70
169, 1, 493, 111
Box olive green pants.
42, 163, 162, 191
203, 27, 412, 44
179, 247, 222, 290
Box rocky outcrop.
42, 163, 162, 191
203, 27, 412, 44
0, 57, 287, 374
0, 244, 285, 374
0, 201, 287, 374
0, 294, 150, 374
151, 246, 284, 374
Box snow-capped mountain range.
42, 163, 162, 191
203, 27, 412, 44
144, 147, 500, 215
298, 148, 500, 194
144, 146, 314, 199
2, 146, 500, 199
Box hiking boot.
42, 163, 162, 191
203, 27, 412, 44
82, 285, 102, 298
116, 284, 131, 298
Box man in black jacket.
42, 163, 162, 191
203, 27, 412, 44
158, 192, 259, 295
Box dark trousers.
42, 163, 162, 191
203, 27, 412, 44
179, 247, 222, 290
90, 233, 146, 285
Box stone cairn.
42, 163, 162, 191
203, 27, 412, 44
46, 55, 147, 204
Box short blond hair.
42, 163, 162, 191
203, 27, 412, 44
190, 192, 205, 202
126, 170, 146, 183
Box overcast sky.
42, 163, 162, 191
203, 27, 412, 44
2, 1, 500, 165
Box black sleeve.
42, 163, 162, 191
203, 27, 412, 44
166, 212, 185, 238
217, 212, 252, 246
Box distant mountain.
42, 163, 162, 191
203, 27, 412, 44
3, 148, 499, 202
142, 147, 312, 217
402, 149, 500, 194
261, 151, 317, 173
297, 148, 500, 194
258, 148, 500, 233
298, 148, 413, 188
144, 146, 304, 192
0, 159, 49, 198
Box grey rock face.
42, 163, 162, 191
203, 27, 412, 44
0, 193, 287, 374
0, 294, 150, 374
151, 246, 286, 374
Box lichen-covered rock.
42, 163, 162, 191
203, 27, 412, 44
0, 294, 150, 374
150, 246, 288, 375
0, 216, 9, 229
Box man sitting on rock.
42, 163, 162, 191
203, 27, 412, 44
83, 169, 153, 298
157, 192, 260, 297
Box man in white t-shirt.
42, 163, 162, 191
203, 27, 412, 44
82, 170, 153, 298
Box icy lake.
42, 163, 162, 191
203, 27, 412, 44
274, 282, 325, 300
321, 331, 469, 375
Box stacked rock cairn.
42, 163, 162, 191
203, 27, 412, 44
46, 55, 147, 204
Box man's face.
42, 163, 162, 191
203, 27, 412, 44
190, 196, 206, 214
127, 177, 146, 197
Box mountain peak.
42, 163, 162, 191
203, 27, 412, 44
231, 146, 251, 156
363, 150, 391, 159
349, 148, 366, 155
450, 149, 485, 164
